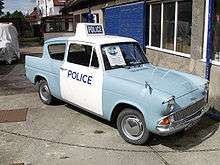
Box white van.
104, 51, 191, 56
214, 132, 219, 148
0, 23, 20, 64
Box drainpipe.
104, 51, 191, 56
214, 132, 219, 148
205, 0, 213, 81
205, 0, 220, 122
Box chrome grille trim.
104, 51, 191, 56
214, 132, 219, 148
174, 99, 206, 121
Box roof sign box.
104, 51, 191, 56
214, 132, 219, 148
75, 23, 105, 37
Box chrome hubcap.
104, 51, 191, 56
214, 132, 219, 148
121, 115, 144, 140
40, 84, 50, 101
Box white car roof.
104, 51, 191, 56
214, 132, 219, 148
45, 35, 137, 45
45, 23, 137, 45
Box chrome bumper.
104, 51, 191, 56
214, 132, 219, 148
156, 106, 209, 136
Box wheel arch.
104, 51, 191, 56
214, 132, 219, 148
33, 74, 49, 90
35, 75, 46, 83
110, 102, 144, 124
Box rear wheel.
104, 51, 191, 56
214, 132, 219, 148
117, 108, 150, 145
38, 79, 54, 105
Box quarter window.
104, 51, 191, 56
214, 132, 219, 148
48, 44, 66, 61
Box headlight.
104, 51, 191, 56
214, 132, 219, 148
204, 82, 209, 102
162, 96, 175, 113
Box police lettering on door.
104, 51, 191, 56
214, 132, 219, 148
68, 70, 92, 85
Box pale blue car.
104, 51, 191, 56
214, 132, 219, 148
26, 24, 209, 145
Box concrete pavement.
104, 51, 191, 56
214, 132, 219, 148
0, 92, 220, 165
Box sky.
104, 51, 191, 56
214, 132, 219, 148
3, 0, 36, 14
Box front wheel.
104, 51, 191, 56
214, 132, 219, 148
117, 108, 150, 145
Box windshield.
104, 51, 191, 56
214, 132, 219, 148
101, 42, 149, 70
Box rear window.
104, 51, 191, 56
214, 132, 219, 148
48, 44, 66, 61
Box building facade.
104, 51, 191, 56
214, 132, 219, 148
37, 0, 66, 17
60, 0, 220, 109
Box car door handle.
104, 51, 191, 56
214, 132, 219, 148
60, 67, 67, 71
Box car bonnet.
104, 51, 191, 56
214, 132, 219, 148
105, 64, 200, 98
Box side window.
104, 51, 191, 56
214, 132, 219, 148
48, 44, 66, 61
91, 50, 99, 68
67, 44, 92, 67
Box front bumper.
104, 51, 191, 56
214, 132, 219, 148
156, 105, 209, 136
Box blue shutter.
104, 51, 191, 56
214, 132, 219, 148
104, 1, 146, 47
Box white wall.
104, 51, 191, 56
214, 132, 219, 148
36, 0, 60, 17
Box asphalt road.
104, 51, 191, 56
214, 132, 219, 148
0, 59, 220, 165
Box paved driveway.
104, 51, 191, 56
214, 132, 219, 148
0, 58, 220, 165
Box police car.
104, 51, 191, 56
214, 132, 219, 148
25, 23, 209, 145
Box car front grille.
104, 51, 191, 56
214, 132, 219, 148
174, 99, 206, 121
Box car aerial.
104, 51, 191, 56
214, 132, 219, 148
25, 23, 209, 145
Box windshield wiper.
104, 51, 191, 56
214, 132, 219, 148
111, 62, 148, 70
112, 65, 129, 69
128, 62, 147, 68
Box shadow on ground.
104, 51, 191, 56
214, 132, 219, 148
0, 56, 35, 96
148, 115, 219, 151
0, 54, 26, 75
65, 104, 115, 128
0, 62, 17, 75
207, 106, 220, 122
64, 103, 219, 151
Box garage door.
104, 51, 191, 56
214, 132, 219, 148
104, 1, 146, 47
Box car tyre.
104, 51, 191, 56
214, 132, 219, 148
38, 79, 54, 105
117, 108, 150, 145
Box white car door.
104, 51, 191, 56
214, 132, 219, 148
60, 42, 103, 115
